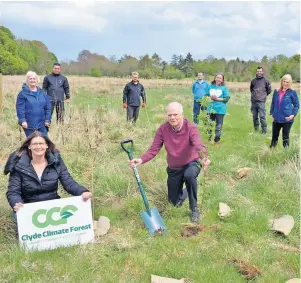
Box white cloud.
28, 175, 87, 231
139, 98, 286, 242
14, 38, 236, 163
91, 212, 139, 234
0, 1, 299, 61
287, 1, 300, 17
157, 9, 199, 23
0, 2, 107, 33
188, 28, 201, 37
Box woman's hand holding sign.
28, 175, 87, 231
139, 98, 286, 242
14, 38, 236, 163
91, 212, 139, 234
82, 192, 92, 201
13, 202, 24, 212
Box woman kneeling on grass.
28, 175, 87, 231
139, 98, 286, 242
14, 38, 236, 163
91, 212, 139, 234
205, 72, 230, 146
270, 74, 299, 148
4, 131, 92, 221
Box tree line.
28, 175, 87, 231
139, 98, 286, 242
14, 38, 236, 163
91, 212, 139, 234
0, 26, 58, 75
1, 26, 300, 82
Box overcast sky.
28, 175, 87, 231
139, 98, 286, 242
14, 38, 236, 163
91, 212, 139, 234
0, 1, 300, 62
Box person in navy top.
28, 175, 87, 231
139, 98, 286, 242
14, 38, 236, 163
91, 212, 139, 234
270, 74, 299, 148
16, 71, 51, 137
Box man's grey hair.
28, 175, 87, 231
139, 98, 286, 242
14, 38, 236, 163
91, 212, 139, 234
166, 102, 183, 114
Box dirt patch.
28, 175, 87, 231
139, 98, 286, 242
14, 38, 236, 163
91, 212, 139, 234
236, 168, 254, 179
270, 243, 300, 253
181, 223, 221, 237
229, 259, 261, 280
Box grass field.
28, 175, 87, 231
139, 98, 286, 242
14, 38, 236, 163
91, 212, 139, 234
0, 77, 300, 283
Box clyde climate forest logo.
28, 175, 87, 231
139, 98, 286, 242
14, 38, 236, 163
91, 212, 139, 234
32, 205, 78, 228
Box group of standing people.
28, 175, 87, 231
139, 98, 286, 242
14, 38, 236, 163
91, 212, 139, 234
6, 63, 92, 224
16, 63, 70, 137
192, 67, 299, 149
192, 71, 230, 146
4, 63, 300, 228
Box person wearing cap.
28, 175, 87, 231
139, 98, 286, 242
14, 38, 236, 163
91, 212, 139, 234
205, 72, 230, 146
122, 71, 146, 123
128, 102, 210, 223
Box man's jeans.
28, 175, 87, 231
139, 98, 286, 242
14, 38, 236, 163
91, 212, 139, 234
51, 101, 65, 124
251, 101, 267, 133
127, 105, 140, 123
193, 100, 207, 124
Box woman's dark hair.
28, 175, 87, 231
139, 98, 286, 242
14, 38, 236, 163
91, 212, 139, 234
211, 72, 225, 85
17, 131, 56, 159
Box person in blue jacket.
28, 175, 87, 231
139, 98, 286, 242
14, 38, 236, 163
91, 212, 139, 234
192, 72, 209, 124
16, 71, 51, 137
205, 72, 230, 146
270, 74, 299, 148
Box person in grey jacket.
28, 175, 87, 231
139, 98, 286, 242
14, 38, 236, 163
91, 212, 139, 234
250, 67, 272, 134
122, 72, 146, 123
43, 63, 70, 124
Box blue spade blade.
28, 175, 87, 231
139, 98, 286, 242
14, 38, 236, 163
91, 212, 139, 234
140, 207, 167, 236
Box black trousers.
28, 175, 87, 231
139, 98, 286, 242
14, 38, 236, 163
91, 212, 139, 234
127, 105, 140, 122
51, 101, 65, 123
270, 122, 293, 148
166, 161, 201, 210
207, 113, 225, 142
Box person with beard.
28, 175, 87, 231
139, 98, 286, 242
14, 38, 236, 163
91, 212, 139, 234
250, 67, 272, 134
42, 63, 70, 124
191, 72, 209, 124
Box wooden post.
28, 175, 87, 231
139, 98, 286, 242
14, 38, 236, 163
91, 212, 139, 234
0, 73, 3, 114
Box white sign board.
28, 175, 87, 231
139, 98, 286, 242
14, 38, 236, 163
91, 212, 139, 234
151, 275, 185, 283
17, 196, 94, 251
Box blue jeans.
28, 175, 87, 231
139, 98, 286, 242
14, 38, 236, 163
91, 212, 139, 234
24, 126, 48, 137
207, 113, 225, 142
193, 100, 207, 124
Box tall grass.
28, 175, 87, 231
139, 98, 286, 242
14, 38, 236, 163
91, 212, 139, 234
0, 76, 299, 283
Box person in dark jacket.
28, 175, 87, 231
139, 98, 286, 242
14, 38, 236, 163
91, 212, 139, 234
42, 63, 70, 124
16, 71, 51, 137
4, 131, 92, 220
122, 71, 146, 123
270, 74, 299, 148
250, 67, 272, 134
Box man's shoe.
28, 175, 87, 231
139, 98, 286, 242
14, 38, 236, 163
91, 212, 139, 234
191, 207, 201, 223
176, 188, 188, 208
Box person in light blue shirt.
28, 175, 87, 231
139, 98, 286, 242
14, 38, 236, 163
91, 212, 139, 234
192, 72, 209, 124
205, 72, 230, 145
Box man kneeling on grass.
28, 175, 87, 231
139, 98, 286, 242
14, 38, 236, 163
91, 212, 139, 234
128, 102, 210, 222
